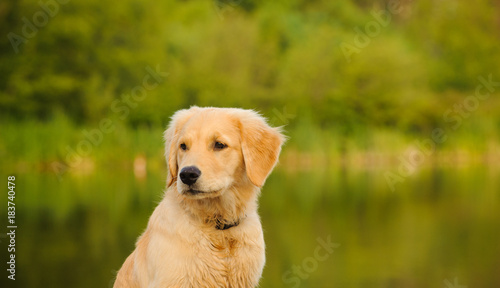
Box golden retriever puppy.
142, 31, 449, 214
114, 107, 285, 288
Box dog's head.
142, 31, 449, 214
164, 107, 285, 199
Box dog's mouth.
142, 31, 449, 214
184, 188, 220, 198
186, 189, 206, 195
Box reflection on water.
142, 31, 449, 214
1, 166, 499, 288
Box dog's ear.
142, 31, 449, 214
239, 111, 286, 187
164, 107, 200, 187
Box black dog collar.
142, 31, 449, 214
215, 219, 240, 230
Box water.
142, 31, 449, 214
1, 165, 499, 288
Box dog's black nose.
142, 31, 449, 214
179, 166, 201, 185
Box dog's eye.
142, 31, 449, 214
180, 143, 187, 151
214, 141, 227, 150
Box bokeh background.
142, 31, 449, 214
1, 0, 500, 287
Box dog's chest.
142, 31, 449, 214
146, 216, 265, 287
174, 232, 262, 288
202, 234, 241, 281
209, 234, 239, 257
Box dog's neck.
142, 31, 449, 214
211, 214, 244, 230
173, 182, 258, 230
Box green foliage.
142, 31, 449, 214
1, 0, 499, 141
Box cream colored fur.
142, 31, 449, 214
114, 107, 285, 288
